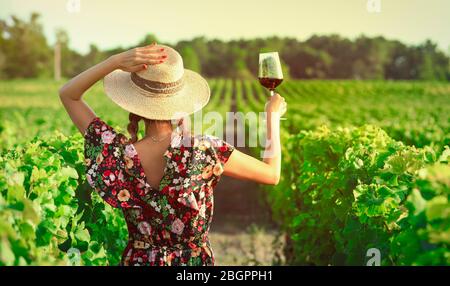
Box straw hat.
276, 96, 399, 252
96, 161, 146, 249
103, 44, 210, 120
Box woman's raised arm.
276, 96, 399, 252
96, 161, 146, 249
59, 43, 166, 134
223, 93, 287, 185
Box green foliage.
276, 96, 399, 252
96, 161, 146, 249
0, 78, 449, 265
278, 80, 450, 150
391, 161, 450, 265
268, 125, 449, 265
0, 131, 127, 265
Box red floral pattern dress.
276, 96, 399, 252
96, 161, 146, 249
83, 117, 234, 266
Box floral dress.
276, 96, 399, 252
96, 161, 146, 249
83, 117, 234, 266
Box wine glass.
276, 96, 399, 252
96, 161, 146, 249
258, 52, 286, 120
258, 52, 283, 96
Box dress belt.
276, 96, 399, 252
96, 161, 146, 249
130, 240, 209, 251
128, 239, 214, 263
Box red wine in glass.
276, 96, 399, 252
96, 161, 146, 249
258, 77, 283, 92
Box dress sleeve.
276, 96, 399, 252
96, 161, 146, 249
83, 117, 138, 209
205, 135, 235, 168
83, 116, 117, 166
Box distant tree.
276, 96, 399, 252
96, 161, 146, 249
448, 46, 450, 80
0, 51, 6, 79
186, 37, 210, 72
283, 45, 332, 79
0, 20, 6, 77
418, 54, 435, 81
238, 37, 267, 75
385, 40, 449, 81
137, 34, 159, 47
279, 59, 291, 80
306, 35, 355, 79
178, 45, 201, 73
203, 39, 230, 77
351, 36, 390, 79
77, 44, 106, 73
55, 29, 83, 78
417, 40, 448, 81
228, 44, 253, 79
384, 41, 415, 79
1, 13, 449, 81
0, 13, 52, 78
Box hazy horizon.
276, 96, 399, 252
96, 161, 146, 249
1, 0, 449, 54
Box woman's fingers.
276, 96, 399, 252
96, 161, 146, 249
137, 52, 167, 60
121, 44, 167, 69
144, 58, 166, 65
128, 64, 147, 73
138, 45, 165, 54
132, 55, 166, 64
147, 59, 165, 65
126, 59, 163, 72
140, 47, 165, 54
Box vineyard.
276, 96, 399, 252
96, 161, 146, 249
0, 79, 449, 265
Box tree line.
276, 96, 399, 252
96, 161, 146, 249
1, 13, 449, 81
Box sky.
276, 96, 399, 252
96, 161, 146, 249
1, 0, 449, 54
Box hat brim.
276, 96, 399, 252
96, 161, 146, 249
103, 69, 210, 120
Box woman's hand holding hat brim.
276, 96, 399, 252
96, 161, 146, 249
112, 42, 168, 73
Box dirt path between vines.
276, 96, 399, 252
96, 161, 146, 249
208, 83, 284, 265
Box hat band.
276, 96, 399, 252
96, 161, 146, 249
130, 72, 184, 96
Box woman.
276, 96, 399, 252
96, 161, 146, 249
59, 43, 287, 266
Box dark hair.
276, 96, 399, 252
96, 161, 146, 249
127, 112, 184, 143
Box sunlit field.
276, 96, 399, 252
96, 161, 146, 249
1, 79, 449, 265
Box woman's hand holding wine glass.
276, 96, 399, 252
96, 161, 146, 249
265, 93, 287, 119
